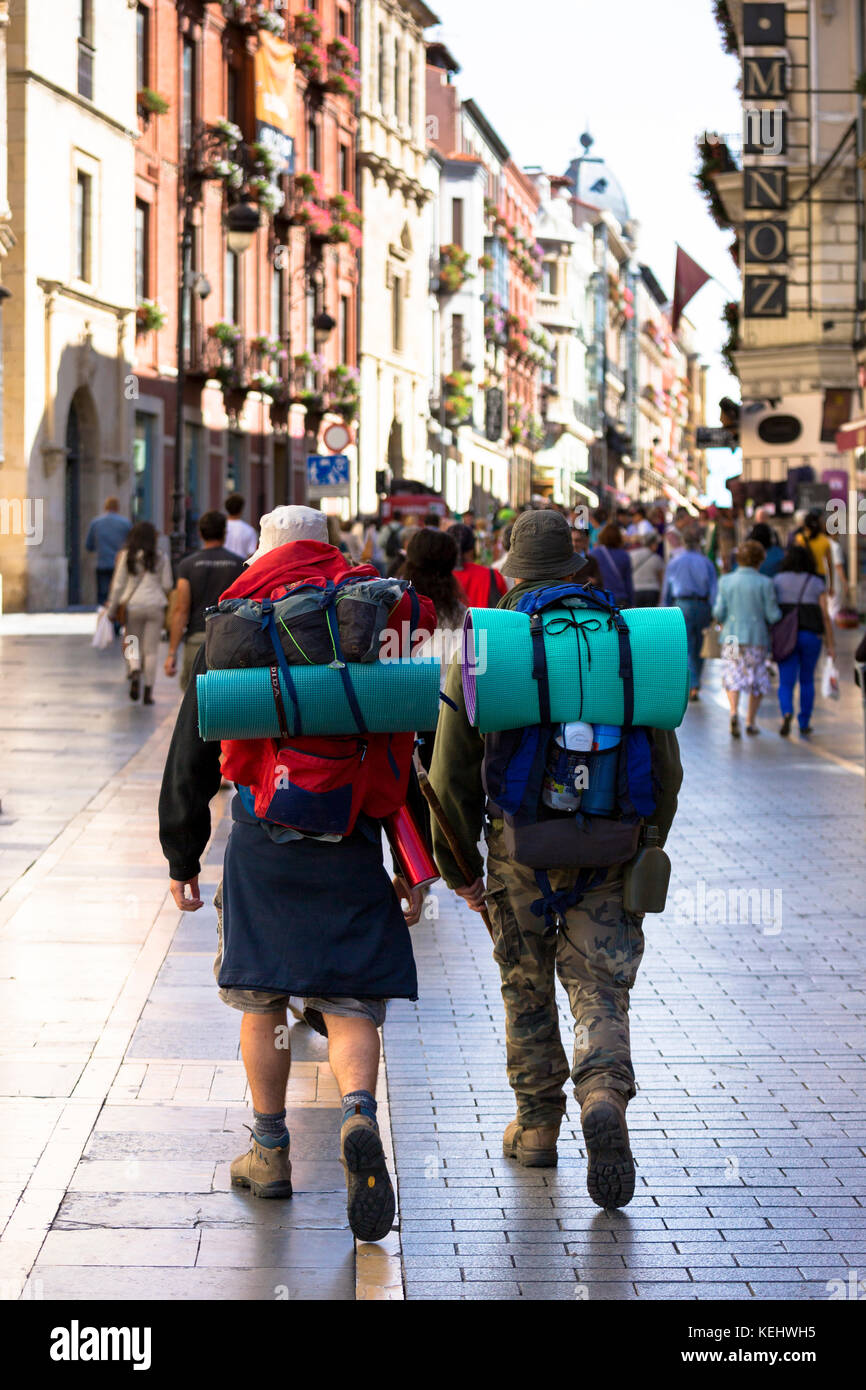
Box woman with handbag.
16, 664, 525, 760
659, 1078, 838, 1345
772, 545, 835, 739
107, 521, 173, 705
713, 539, 782, 738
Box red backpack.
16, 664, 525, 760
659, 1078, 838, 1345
216, 542, 436, 837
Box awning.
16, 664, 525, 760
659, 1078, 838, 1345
835, 418, 866, 452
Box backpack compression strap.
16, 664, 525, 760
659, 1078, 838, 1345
262, 600, 303, 737
529, 613, 552, 725
321, 585, 368, 736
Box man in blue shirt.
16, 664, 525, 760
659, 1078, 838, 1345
85, 497, 132, 606
662, 525, 718, 701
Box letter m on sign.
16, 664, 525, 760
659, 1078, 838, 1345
743, 56, 786, 99
744, 275, 787, 318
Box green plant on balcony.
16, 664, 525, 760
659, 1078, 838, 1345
438, 244, 473, 295
721, 301, 739, 375
294, 8, 322, 41
294, 170, 323, 199
524, 414, 545, 450
255, 6, 285, 35
137, 88, 169, 117
508, 401, 526, 444
135, 299, 166, 335
295, 41, 327, 81
695, 134, 736, 230
210, 320, 242, 347
478, 253, 494, 271
443, 370, 473, 425
712, 0, 738, 55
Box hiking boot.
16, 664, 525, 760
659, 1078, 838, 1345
129, 672, 140, 701
340, 1113, 395, 1242
580, 1088, 635, 1209
143, 686, 154, 706
230, 1133, 293, 1199
502, 1118, 560, 1168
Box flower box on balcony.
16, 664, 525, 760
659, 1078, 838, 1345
294, 9, 322, 41
295, 41, 327, 80
136, 299, 166, 335
478, 253, 494, 271
137, 87, 169, 117
326, 69, 360, 97
210, 320, 242, 347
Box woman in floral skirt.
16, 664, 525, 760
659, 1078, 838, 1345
713, 539, 782, 738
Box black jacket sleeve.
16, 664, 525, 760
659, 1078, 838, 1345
158, 644, 223, 880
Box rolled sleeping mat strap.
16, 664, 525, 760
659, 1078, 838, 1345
323, 601, 368, 736
196, 658, 442, 740
264, 602, 302, 736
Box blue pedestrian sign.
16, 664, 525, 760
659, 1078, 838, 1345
307, 454, 350, 497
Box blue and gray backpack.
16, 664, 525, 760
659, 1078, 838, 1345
481, 582, 660, 922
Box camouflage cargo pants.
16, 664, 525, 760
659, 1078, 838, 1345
485, 825, 645, 1128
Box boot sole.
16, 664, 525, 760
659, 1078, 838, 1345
582, 1100, 635, 1209
341, 1125, 395, 1243
503, 1139, 558, 1168
231, 1174, 293, 1199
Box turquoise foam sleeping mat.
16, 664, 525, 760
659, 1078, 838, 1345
462, 605, 688, 732
197, 659, 442, 740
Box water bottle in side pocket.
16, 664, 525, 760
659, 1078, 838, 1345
580, 724, 621, 816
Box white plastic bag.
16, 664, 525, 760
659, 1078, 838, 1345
92, 607, 114, 651
821, 655, 840, 701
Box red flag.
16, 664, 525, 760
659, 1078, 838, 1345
671, 244, 711, 331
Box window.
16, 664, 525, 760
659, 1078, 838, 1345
136, 5, 149, 91
392, 274, 403, 353
271, 263, 285, 339
408, 59, 415, 134
337, 5, 351, 40
135, 200, 149, 301
393, 41, 401, 119
227, 65, 239, 126
307, 110, 320, 171
451, 313, 464, 371
181, 37, 196, 151
451, 198, 464, 247
339, 141, 350, 192
378, 25, 385, 108
78, 1, 94, 99
75, 171, 92, 282
132, 414, 154, 524
225, 247, 239, 323
541, 260, 557, 296
226, 432, 246, 497
339, 294, 350, 365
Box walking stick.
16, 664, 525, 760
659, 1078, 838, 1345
413, 755, 494, 940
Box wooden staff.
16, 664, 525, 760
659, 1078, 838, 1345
414, 756, 493, 940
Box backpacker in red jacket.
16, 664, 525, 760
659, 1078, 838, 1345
213, 541, 436, 838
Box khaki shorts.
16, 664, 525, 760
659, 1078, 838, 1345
213, 881, 387, 1036
180, 631, 206, 692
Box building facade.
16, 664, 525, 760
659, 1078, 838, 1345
3, 0, 137, 611
133, 0, 362, 548
356, 0, 437, 515
706, 0, 863, 595
528, 172, 596, 508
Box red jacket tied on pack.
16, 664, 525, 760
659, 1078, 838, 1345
216, 541, 436, 830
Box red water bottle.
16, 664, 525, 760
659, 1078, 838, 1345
384, 804, 440, 891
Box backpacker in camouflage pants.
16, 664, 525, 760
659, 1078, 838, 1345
485, 823, 645, 1129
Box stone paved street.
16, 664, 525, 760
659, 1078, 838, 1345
385, 630, 866, 1300
0, 621, 864, 1301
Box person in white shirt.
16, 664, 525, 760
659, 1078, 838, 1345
224, 494, 259, 560
628, 538, 665, 606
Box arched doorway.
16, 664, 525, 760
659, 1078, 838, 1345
65, 402, 82, 605
64, 387, 100, 607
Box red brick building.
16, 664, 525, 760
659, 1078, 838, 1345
133, 0, 361, 543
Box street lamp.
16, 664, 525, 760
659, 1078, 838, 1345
226, 200, 261, 256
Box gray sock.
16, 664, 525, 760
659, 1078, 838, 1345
253, 1109, 289, 1148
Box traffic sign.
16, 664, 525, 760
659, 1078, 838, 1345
696, 426, 738, 449
323, 421, 352, 453
307, 454, 350, 498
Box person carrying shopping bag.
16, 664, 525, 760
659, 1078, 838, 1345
772, 544, 836, 739
107, 521, 173, 705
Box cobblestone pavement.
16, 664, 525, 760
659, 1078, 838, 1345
1, 623, 864, 1301
385, 632, 866, 1300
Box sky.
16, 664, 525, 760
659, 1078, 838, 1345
425, 0, 744, 502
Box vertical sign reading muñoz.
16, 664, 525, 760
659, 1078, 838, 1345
742, 2, 788, 319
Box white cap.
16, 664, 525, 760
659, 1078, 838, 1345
247, 505, 329, 565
